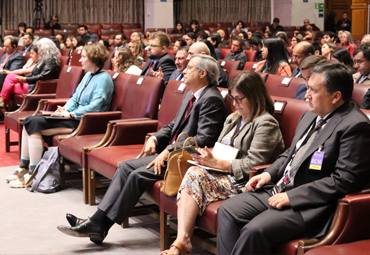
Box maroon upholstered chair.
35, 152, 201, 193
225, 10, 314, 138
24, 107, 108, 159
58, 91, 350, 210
146, 28, 166, 33
169, 34, 183, 43
218, 59, 241, 74
60, 24, 79, 30
0, 49, 4, 59
34, 29, 53, 38
123, 28, 143, 41
101, 28, 122, 37
228, 70, 241, 81
265, 74, 305, 98
102, 23, 123, 30
103, 50, 114, 70
57, 73, 164, 203
54, 29, 77, 38
352, 83, 370, 108
220, 48, 230, 59
4, 29, 16, 37
243, 61, 258, 71
244, 50, 256, 62
69, 49, 83, 67
4, 66, 84, 152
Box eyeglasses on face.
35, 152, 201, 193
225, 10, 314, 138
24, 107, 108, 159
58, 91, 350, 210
147, 43, 163, 48
228, 95, 246, 104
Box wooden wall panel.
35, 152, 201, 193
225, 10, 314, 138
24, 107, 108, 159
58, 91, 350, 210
352, 3, 369, 36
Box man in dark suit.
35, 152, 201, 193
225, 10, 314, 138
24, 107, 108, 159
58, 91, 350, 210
141, 31, 176, 84
225, 38, 247, 70
218, 62, 370, 255
112, 34, 128, 52
57, 54, 228, 244
21, 34, 33, 52
293, 55, 327, 100
291, 41, 315, 78
352, 43, 370, 109
336, 12, 351, 32
169, 46, 189, 81
0, 38, 25, 91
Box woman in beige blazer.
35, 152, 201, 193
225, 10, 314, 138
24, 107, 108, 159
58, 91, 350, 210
161, 71, 285, 255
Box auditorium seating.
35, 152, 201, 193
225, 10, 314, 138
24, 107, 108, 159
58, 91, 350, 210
352, 83, 370, 108
146, 28, 166, 33
218, 59, 241, 73
265, 74, 305, 98
60, 23, 79, 30
102, 23, 123, 30
56, 73, 164, 203
54, 29, 77, 38
243, 61, 258, 71
4, 65, 85, 152
0, 49, 4, 59
34, 29, 53, 38
69, 49, 83, 67
244, 50, 256, 62
123, 28, 143, 41
101, 28, 122, 37
3, 29, 16, 37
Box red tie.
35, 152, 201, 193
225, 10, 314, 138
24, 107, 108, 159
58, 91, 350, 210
170, 95, 196, 144
145, 60, 154, 75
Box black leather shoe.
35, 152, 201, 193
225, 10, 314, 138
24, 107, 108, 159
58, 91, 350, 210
57, 218, 106, 244
66, 213, 86, 227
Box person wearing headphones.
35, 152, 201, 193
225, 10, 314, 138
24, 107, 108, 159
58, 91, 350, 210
44, 14, 61, 31
0, 38, 25, 91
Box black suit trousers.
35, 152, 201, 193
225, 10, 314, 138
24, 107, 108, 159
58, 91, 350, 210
217, 190, 305, 255
97, 154, 166, 224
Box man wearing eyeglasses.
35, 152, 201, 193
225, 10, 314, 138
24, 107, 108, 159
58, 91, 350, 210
141, 31, 176, 84
291, 41, 315, 78
44, 14, 61, 33
353, 43, 370, 109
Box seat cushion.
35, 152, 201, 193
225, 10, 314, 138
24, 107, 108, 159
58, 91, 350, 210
58, 134, 105, 165
274, 239, 302, 255
305, 240, 370, 255
5, 111, 35, 132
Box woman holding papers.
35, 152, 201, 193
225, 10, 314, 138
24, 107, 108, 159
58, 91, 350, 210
6, 43, 114, 188
161, 71, 285, 255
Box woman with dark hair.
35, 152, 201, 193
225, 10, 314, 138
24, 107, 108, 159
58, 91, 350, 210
6, 43, 114, 187
291, 34, 303, 49
231, 20, 248, 35
183, 32, 196, 46
187, 19, 201, 34
175, 22, 185, 34
255, 38, 292, 76
325, 12, 337, 33
238, 31, 248, 41
207, 34, 222, 59
200, 39, 218, 60
173, 39, 187, 56
73, 36, 85, 50
276, 31, 289, 48
332, 48, 355, 73
160, 70, 284, 255
99, 39, 110, 50
13, 22, 27, 37
112, 47, 141, 75
65, 36, 74, 51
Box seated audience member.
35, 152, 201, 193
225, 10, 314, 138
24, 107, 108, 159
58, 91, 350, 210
128, 40, 144, 66
141, 31, 176, 84
190, 42, 230, 88
187, 19, 201, 34
217, 29, 229, 46
50, 37, 62, 54
153, 46, 189, 82
18, 27, 39, 46
113, 34, 128, 52
175, 22, 185, 34
293, 55, 328, 100
247, 31, 253, 39
303, 29, 315, 42
255, 38, 292, 76
340, 31, 356, 55
144, 31, 151, 42
21, 34, 34, 52
321, 31, 336, 44
361, 34, 370, 44
0, 45, 38, 110
161, 70, 285, 255
331, 48, 354, 73
112, 47, 141, 75
231, 20, 248, 35
352, 43, 370, 109
200, 40, 218, 61
139, 32, 148, 47
196, 31, 209, 42
183, 32, 196, 46
108, 35, 115, 49
13, 22, 27, 37
6, 43, 114, 187
337, 11, 351, 32
57, 54, 228, 244
238, 31, 248, 41
130, 32, 146, 50
218, 62, 370, 255
65, 36, 75, 51
43, 14, 61, 31
300, 18, 319, 31
276, 31, 289, 49
73, 36, 85, 50
207, 34, 222, 59
77, 25, 97, 44
269, 17, 284, 34
56, 34, 66, 49
264, 31, 273, 38
291, 34, 303, 49
173, 39, 187, 56
324, 12, 337, 33
312, 38, 322, 55
225, 38, 248, 69
248, 36, 263, 62
291, 41, 315, 78
0, 38, 25, 91
99, 39, 109, 51
321, 42, 337, 60
204, 30, 211, 37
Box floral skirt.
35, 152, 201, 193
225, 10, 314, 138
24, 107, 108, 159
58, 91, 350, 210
177, 166, 238, 215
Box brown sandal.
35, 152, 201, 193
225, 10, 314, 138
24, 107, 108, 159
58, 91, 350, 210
160, 239, 191, 255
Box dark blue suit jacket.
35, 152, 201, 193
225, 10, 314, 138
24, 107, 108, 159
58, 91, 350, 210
292, 84, 307, 101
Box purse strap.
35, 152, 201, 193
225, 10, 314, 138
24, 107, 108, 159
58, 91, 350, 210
180, 136, 198, 156
174, 132, 189, 150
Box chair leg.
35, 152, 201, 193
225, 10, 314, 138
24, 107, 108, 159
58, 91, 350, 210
86, 168, 96, 205
59, 157, 65, 189
122, 218, 129, 228
5, 127, 10, 152
160, 210, 171, 251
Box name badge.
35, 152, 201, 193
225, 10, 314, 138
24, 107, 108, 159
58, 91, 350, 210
309, 151, 324, 170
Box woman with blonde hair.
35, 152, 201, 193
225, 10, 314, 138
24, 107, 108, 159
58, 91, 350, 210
128, 40, 144, 65
340, 30, 356, 55
321, 42, 337, 60
112, 47, 141, 75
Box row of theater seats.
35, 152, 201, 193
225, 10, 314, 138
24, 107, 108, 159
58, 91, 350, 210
4, 64, 370, 254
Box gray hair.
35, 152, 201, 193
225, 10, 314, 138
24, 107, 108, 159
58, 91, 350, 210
191, 54, 219, 85
36, 38, 60, 65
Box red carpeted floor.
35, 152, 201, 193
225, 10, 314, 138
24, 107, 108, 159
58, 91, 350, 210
0, 121, 20, 167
